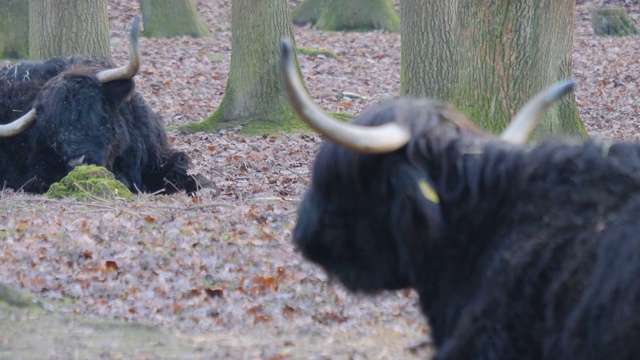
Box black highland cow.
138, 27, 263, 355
0, 17, 206, 194
281, 38, 640, 359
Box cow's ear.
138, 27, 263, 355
390, 164, 443, 244
101, 79, 135, 107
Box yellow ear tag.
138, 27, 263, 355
418, 179, 440, 203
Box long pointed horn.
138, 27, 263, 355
96, 16, 141, 83
501, 79, 576, 144
0, 109, 37, 137
280, 38, 410, 154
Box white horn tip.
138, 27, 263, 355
501, 79, 576, 145
543, 79, 575, 105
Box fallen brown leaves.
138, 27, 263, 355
1, 0, 639, 358
0, 129, 427, 356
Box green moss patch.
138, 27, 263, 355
298, 46, 339, 59
181, 106, 312, 136
46, 165, 134, 201
181, 108, 355, 136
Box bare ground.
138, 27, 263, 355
1, 0, 639, 359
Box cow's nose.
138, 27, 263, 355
67, 155, 86, 168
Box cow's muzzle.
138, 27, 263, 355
67, 155, 86, 168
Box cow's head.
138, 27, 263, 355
34, 69, 135, 168
0, 17, 141, 169
280, 38, 575, 293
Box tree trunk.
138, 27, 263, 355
29, 0, 110, 60
185, 0, 304, 135
140, 0, 211, 38
293, 0, 400, 32
401, 0, 586, 138
0, 0, 29, 59
400, 1, 457, 101
292, 0, 324, 26
592, 8, 639, 36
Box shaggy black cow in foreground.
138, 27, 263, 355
281, 39, 640, 359
0, 17, 206, 194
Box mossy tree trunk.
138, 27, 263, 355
29, 0, 110, 60
292, 0, 324, 26
140, 0, 211, 38
401, 0, 587, 138
185, 0, 304, 135
293, 0, 400, 32
592, 8, 639, 36
0, 0, 29, 59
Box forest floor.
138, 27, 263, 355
1, 0, 639, 359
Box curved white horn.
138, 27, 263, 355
501, 79, 576, 144
0, 109, 37, 137
96, 16, 141, 83
280, 38, 410, 154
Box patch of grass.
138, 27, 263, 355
208, 53, 224, 62
329, 111, 354, 122
0, 283, 41, 309
164, 124, 180, 132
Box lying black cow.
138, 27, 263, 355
281, 38, 640, 359
0, 17, 207, 194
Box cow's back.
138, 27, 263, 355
543, 195, 640, 359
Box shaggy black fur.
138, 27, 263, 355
294, 98, 640, 359
0, 55, 206, 194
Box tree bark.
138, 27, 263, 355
29, 0, 110, 60
185, 0, 304, 134
401, 0, 586, 138
140, 0, 211, 38
293, 0, 400, 32
400, 1, 456, 101
0, 0, 29, 59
